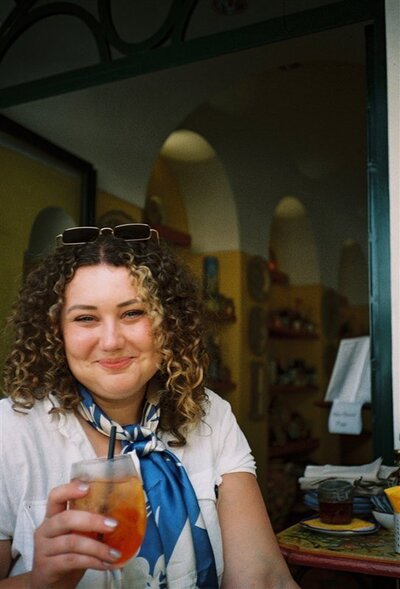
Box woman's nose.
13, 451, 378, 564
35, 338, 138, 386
99, 321, 124, 350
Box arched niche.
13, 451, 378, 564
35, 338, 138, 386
24, 206, 77, 277
269, 196, 319, 285
146, 129, 239, 253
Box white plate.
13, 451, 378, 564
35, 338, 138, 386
300, 517, 380, 536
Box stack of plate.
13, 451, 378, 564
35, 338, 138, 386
370, 494, 394, 529
370, 493, 393, 514
303, 490, 373, 517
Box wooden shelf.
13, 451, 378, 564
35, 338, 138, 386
152, 223, 191, 247
270, 384, 319, 394
269, 437, 319, 458
269, 327, 319, 339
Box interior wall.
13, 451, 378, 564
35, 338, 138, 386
269, 196, 320, 285
96, 190, 143, 225
163, 154, 239, 253
0, 144, 81, 367
182, 61, 367, 291
146, 157, 189, 233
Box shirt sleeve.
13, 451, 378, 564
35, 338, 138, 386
206, 391, 256, 479
0, 400, 16, 540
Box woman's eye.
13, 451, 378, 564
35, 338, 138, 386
123, 309, 145, 319
74, 315, 95, 322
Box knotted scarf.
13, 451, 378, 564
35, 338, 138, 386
77, 384, 218, 588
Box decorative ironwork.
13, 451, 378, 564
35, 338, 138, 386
0, 0, 198, 64
0, 1, 376, 108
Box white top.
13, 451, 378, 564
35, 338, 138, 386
0, 390, 255, 588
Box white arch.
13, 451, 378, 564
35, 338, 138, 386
269, 196, 320, 284
25, 206, 77, 258
160, 130, 239, 252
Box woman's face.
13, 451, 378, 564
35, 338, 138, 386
61, 264, 160, 421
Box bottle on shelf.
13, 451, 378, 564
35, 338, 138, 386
268, 302, 317, 336
269, 357, 317, 389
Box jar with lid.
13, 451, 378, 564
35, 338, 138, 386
318, 479, 353, 524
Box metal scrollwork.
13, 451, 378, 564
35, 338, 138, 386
0, 1, 375, 108
0, 0, 199, 66
0, 0, 204, 106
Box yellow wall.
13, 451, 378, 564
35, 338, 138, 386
146, 156, 189, 232
0, 145, 81, 371
239, 251, 269, 497
97, 189, 143, 223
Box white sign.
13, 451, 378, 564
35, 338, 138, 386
325, 336, 370, 436
328, 400, 363, 435
325, 336, 371, 404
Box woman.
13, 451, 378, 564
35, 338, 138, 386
0, 224, 299, 588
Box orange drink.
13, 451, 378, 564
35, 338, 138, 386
70, 455, 146, 565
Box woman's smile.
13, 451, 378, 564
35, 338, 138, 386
97, 356, 134, 370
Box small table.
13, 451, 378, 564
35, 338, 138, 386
277, 523, 400, 584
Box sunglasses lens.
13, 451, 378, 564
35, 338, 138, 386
62, 227, 99, 244
59, 224, 157, 247
114, 224, 151, 241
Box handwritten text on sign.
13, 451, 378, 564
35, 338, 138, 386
328, 400, 363, 435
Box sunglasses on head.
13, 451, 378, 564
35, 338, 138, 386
56, 223, 159, 246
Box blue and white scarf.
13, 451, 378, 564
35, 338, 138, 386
77, 384, 218, 588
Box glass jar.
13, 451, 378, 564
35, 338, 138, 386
318, 479, 353, 524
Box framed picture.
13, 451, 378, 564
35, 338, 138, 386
0, 114, 96, 369
249, 361, 267, 420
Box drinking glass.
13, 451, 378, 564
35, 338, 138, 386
69, 454, 146, 589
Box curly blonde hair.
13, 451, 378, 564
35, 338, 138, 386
3, 235, 210, 445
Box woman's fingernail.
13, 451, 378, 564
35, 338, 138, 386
109, 548, 122, 560
104, 518, 118, 528
78, 483, 90, 492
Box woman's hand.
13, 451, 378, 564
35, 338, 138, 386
30, 480, 121, 589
